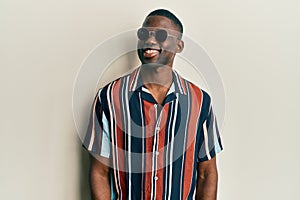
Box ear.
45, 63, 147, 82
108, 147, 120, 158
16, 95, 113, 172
176, 40, 184, 53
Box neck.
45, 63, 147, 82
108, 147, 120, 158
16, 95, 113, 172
141, 64, 173, 89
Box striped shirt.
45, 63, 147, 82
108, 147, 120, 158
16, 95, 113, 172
84, 66, 223, 200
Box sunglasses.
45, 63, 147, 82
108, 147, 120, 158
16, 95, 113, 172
137, 27, 179, 42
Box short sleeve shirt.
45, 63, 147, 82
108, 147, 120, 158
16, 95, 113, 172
83, 67, 223, 200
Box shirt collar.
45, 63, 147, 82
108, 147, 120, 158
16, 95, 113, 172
128, 66, 187, 95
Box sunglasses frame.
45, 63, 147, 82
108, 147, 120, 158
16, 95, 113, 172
137, 27, 180, 42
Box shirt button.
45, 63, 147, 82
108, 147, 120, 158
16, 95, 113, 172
154, 104, 157, 108
154, 176, 158, 181
156, 127, 160, 131
155, 151, 159, 156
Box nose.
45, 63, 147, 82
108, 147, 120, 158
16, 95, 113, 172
145, 31, 157, 45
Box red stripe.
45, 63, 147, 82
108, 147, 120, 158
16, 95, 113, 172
183, 83, 202, 199
179, 76, 187, 94
155, 104, 169, 199
112, 80, 127, 200
143, 100, 156, 200
128, 67, 139, 91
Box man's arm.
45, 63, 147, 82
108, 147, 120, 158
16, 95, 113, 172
196, 156, 218, 200
89, 153, 111, 200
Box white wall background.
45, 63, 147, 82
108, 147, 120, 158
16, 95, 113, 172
1, 0, 300, 200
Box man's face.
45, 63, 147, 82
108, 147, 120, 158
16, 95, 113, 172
137, 16, 184, 67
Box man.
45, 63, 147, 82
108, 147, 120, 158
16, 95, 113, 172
84, 9, 223, 200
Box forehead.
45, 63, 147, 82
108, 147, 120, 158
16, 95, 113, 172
142, 16, 179, 32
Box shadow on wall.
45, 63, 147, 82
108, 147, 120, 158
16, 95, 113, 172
80, 148, 91, 200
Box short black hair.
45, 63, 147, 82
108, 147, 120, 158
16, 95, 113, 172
146, 9, 183, 34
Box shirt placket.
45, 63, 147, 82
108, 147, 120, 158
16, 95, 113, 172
150, 103, 163, 200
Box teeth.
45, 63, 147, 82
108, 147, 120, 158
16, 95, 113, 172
145, 49, 158, 54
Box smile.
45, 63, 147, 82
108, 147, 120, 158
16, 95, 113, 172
143, 48, 161, 58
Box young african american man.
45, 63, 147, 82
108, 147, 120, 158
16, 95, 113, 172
84, 9, 223, 200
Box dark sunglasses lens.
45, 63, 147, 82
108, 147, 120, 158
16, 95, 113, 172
137, 28, 149, 40
155, 30, 168, 42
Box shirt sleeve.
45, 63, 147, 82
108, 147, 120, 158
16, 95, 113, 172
83, 90, 111, 158
197, 98, 223, 162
